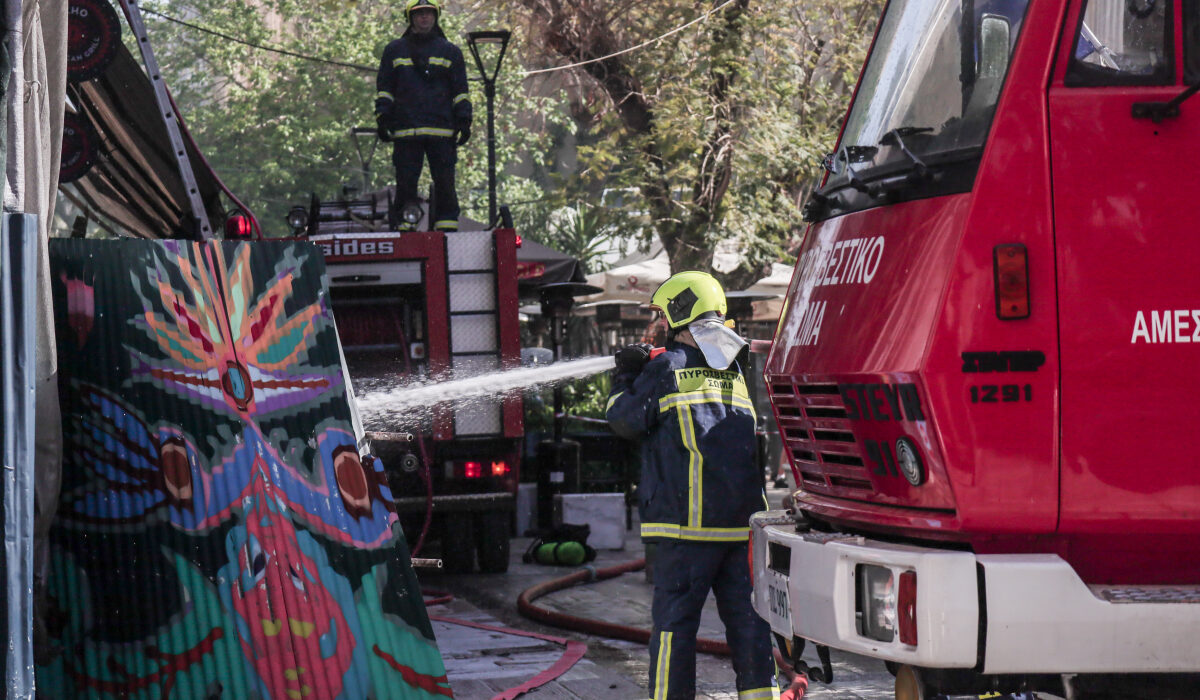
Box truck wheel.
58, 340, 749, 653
475, 510, 511, 574
894, 665, 947, 700
441, 515, 476, 574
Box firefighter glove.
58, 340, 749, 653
614, 343, 654, 376
455, 124, 471, 146
377, 123, 392, 143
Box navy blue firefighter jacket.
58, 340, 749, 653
375, 29, 471, 139
606, 342, 767, 543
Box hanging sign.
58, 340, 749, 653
67, 0, 121, 82
60, 112, 98, 183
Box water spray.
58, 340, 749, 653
353, 338, 772, 428
355, 355, 616, 426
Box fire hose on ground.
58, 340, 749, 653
418, 559, 729, 700
516, 558, 807, 690
424, 558, 804, 699
515, 558, 733, 655
423, 588, 588, 700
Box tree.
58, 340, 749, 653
506, 0, 883, 286
140, 0, 567, 236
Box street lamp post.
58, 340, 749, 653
467, 30, 511, 228
535, 281, 602, 528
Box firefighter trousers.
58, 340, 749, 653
392, 136, 459, 231
649, 539, 777, 700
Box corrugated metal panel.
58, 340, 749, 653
2, 214, 39, 697
41, 240, 452, 699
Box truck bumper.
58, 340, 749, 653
392, 492, 514, 514
751, 511, 1200, 673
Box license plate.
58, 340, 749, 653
766, 578, 792, 633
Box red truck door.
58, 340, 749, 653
1050, 0, 1200, 554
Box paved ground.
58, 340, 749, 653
416, 483, 899, 699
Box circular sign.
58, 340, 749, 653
67, 0, 121, 83
60, 111, 98, 183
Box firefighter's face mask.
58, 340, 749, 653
688, 316, 747, 370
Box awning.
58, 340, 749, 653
743, 262, 793, 321
517, 237, 587, 298
581, 253, 671, 306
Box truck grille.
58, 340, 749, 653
769, 379, 873, 495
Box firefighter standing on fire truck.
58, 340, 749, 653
607, 272, 794, 700
375, 0, 471, 232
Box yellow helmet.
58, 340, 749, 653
405, 0, 440, 22
650, 271, 727, 329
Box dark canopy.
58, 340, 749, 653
517, 237, 586, 299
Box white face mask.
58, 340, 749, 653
688, 317, 747, 370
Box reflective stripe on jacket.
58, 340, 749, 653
375, 31, 471, 138
606, 342, 766, 542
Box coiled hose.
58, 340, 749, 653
516, 558, 732, 656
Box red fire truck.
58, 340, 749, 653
753, 1, 1200, 697
300, 195, 523, 574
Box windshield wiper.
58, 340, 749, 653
821, 144, 879, 195
879, 127, 933, 180
807, 145, 880, 220
821, 145, 876, 172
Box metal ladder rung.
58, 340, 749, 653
119, 0, 212, 240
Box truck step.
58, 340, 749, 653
1090, 585, 1200, 604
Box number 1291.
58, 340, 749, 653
970, 384, 1032, 403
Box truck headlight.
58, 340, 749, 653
401, 201, 424, 226
856, 564, 918, 646
856, 564, 896, 642
286, 206, 309, 232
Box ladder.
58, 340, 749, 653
118, 0, 213, 240
445, 230, 503, 436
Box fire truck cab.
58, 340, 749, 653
753, 0, 1200, 696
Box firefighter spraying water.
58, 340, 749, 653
607, 272, 785, 700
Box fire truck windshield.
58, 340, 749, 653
821, 0, 1030, 206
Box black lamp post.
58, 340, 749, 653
537, 282, 602, 440
467, 30, 511, 229
534, 281, 601, 529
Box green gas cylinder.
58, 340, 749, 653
533, 540, 589, 566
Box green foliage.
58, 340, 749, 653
508, 0, 883, 283
523, 371, 612, 436
142, 0, 568, 236
538, 200, 632, 273
138, 0, 883, 269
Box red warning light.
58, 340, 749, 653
225, 212, 253, 239
491, 461, 509, 477
464, 461, 482, 479
514, 235, 523, 248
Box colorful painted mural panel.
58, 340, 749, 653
40, 239, 451, 699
